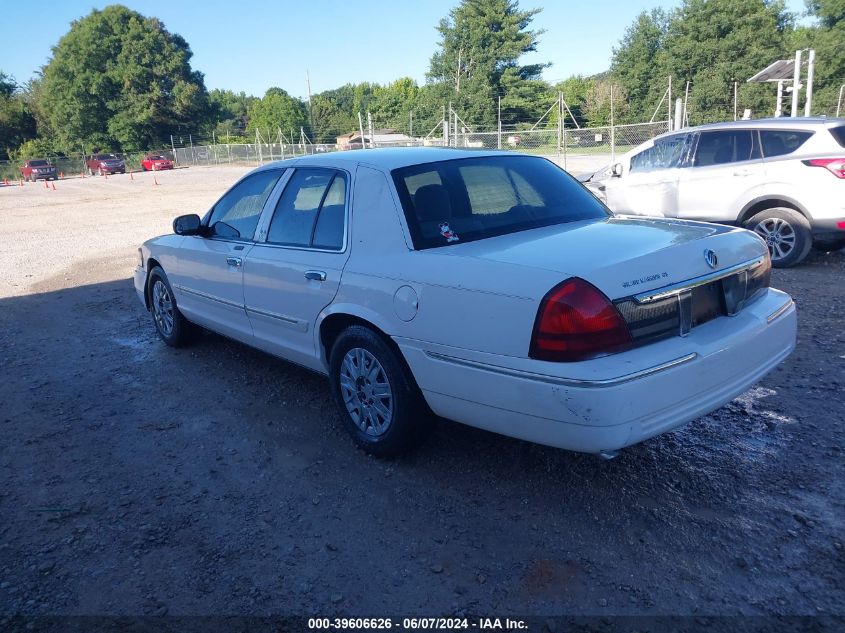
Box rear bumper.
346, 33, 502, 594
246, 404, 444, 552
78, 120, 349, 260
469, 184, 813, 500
396, 288, 796, 453
30, 173, 56, 180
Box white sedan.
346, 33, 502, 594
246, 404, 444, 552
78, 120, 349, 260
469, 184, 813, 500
134, 148, 797, 458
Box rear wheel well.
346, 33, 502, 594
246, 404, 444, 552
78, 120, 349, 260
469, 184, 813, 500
320, 314, 403, 368
738, 199, 806, 225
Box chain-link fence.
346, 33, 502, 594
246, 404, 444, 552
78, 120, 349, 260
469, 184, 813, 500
0, 119, 670, 183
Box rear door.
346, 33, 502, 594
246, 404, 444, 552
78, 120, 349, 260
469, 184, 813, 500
243, 167, 351, 368
676, 129, 764, 221
170, 168, 284, 344
604, 134, 690, 217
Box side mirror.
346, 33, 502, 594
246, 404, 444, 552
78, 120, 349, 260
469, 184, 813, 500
173, 214, 201, 235
611, 163, 623, 177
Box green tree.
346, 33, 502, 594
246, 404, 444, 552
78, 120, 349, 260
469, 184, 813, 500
0, 72, 37, 159
246, 87, 309, 141
207, 89, 256, 138
427, 0, 548, 127
792, 0, 845, 115
610, 9, 669, 121
40, 5, 209, 151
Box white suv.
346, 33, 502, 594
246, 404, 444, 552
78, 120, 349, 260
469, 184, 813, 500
583, 118, 845, 267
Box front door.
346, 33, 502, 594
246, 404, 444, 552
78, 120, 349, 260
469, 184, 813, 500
604, 133, 690, 217
676, 129, 764, 222
243, 168, 351, 369
172, 169, 284, 344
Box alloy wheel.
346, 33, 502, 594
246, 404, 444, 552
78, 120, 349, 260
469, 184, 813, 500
753, 217, 795, 261
339, 347, 394, 437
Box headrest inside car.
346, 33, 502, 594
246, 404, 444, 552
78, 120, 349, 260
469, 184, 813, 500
413, 184, 451, 222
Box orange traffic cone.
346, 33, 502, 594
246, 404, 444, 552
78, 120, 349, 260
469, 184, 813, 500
59, 171, 64, 179
3, 177, 7, 186
19, 178, 23, 186
51, 182, 56, 190
153, 175, 160, 186
130, 172, 134, 181
44, 179, 49, 189
81, 171, 86, 179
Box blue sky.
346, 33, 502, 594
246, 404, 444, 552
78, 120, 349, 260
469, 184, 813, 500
0, 0, 808, 99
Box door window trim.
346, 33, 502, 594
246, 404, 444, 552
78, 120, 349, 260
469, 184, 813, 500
201, 168, 288, 244
254, 166, 351, 254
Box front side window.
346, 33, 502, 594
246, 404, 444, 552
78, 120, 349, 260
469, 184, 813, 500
266, 169, 347, 250
760, 130, 814, 157
693, 130, 759, 167
629, 135, 688, 173
392, 155, 608, 250
208, 169, 282, 240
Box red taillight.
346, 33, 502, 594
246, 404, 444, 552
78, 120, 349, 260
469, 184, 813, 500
529, 278, 632, 362
803, 158, 845, 179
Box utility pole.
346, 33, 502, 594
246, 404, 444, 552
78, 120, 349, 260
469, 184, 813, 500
497, 96, 502, 150
610, 84, 615, 162
409, 111, 413, 138
791, 49, 802, 117
556, 92, 562, 161
775, 80, 784, 117
804, 49, 815, 117
733, 80, 738, 121
683, 81, 690, 127
668, 75, 672, 127
306, 70, 314, 135
456, 48, 462, 92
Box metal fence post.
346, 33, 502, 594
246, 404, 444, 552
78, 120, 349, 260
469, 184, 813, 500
556, 92, 562, 162
497, 97, 502, 150
610, 85, 616, 163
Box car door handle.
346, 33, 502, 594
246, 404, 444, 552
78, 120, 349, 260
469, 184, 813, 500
304, 270, 327, 282
226, 256, 242, 267
733, 169, 752, 177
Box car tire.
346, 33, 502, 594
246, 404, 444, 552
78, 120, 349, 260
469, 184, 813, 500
329, 325, 431, 457
147, 266, 196, 347
745, 207, 812, 268
812, 238, 845, 253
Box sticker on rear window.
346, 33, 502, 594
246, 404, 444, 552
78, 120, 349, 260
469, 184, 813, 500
439, 222, 459, 243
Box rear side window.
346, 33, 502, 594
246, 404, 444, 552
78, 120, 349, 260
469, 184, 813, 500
392, 155, 608, 250
828, 126, 845, 148
760, 130, 813, 157
267, 168, 346, 250
693, 130, 759, 167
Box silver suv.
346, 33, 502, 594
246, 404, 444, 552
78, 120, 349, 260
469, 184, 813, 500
583, 118, 845, 267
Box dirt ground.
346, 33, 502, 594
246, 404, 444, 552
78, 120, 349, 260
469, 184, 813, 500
0, 165, 843, 624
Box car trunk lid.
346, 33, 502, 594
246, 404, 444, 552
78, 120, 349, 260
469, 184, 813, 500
444, 216, 766, 300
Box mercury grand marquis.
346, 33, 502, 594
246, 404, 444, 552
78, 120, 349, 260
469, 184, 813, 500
134, 148, 797, 458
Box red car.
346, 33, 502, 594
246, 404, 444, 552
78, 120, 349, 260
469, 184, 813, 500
140, 154, 174, 171
21, 159, 58, 182
87, 153, 126, 176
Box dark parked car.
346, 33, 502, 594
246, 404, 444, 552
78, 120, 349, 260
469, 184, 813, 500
20, 159, 57, 182
87, 153, 126, 176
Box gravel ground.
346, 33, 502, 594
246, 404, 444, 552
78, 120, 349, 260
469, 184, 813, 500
0, 166, 843, 625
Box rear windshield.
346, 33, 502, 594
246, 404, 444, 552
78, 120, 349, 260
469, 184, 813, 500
30, 160, 49, 166
149, 155, 166, 160
392, 155, 609, 249
760, 130, 813, 157
830, 125, 845, 148
96, 154, 118, 159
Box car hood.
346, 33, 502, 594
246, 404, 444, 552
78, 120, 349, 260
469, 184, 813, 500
440, 216, 767, 300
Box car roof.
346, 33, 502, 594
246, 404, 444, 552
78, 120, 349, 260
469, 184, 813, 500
655, 116, 845, 141
253, 147, 515, 173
